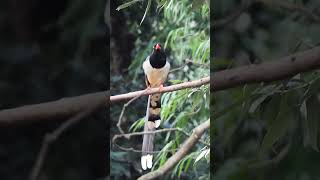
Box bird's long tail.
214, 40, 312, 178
141, 94, 161, 170
148, 92, 162, 128
141, 122, 155, 170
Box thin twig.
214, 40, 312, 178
169, 59, 209, 73
185, 59, 210, 68
169, 64, 187, 73
113, 142, 178, 154
256, 0, 320, 22
112, 128, 179, 154
248, 144, 290, 169
112, 126, 209, 153
113, 128, 179, 141
137, 119, 210, 180
213, 1, 251, 30
117, 89, 149, 134
177, 128, 210, 146
29, 107, 98, 180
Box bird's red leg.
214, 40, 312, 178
159, 84, 164, 92
145, 76, 152, 92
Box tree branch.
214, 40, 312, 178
117, 89, 148, 134
137, 119, 210, 180
0, 47, 319, 125
248, 144, 290, 169
212, 1, 251, 30
113, 128, 179, 140
256, 0, 320, 22
213, 0, 320, 30
112, 128, 179, 154
211, 46, 320, 91
110, 77, 210, 102
29, 107, 98, 180
0, 91, 108, 125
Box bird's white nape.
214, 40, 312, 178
141, 154, 153, 170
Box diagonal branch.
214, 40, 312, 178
117, 89, 149, 134
212, 1, 251, 30
29, 106, 99, 180
137, 119, 210, 180
112, 127, 210, 152
212, 46, 320, 91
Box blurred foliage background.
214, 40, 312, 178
0, 0, 107, 179
212, 0, 320, 179
110, 0, 210, 179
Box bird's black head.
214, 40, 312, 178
150, 43, 166, 69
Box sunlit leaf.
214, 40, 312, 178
304, 95, 320, 151
249, 94, 270, 113
129, 118, 145, 132
116, 0, 142, 11
140, 0, 152, 25
194, 148, 209, 164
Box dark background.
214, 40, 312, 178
212, 0, 320, 179
0, 0, 108, 179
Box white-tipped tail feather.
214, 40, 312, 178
154, 120, 161, 128
141, 156, 147, 170
141, 154, 153, 170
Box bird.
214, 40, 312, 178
141, 43, 170, 170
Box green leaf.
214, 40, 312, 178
303, 96, 320, 151
249, 94, 270, 113
140, 0, 152, 25
261, 94, 292, 151
178, 158, 185, 177
172, 152, 195, 178
184, 156, 192, 172
169, 79, 184, 84
153, 140, 174, 169
157, 0, 167, 11
192, 0, 205, 10
194, 148, 209, 165
305, 77, 320, 99
129, 118, 144, 132
116, 0, 142, 11
300, 100, 307, 120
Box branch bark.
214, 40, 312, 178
110, 76, 210, 102
0, 91, 108, 125
137, 119, 210, 180
212, 46, 320, 91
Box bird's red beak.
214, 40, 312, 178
155, 44, 161, 50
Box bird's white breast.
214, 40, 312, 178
143, 57, 170, 87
